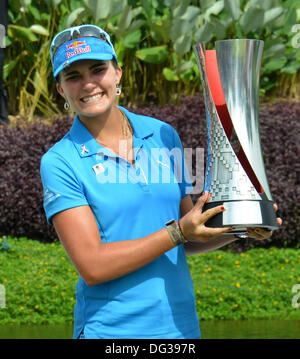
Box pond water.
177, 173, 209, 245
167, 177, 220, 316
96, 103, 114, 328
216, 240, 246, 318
0, 319, 299, 339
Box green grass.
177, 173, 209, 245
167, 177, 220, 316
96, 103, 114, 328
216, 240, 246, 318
0, 236, 300, 324
189, 247, 300, 320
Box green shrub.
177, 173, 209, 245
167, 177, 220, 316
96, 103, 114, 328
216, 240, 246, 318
0, 236, 299, 324
189, 247, 300, 320
0, 237, 76, 324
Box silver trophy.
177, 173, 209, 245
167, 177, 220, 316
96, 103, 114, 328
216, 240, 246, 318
194, 39, 278, 236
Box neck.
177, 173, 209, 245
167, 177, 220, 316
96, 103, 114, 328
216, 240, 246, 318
78, 105, 132, 145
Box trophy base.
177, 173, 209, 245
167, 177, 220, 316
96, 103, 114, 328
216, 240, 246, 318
203, 199, 279, 234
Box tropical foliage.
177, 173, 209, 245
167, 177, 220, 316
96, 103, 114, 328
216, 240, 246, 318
3, 0, 300, 119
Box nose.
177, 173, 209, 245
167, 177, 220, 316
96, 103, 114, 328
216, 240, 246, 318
81, 72, 97, 92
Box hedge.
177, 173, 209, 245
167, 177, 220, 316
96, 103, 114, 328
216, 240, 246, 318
0, 95, 299, 251
1, 237, 299, 325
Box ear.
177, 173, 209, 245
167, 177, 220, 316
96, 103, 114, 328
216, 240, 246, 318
115, 65, 122, 86
56, 81, 66, 99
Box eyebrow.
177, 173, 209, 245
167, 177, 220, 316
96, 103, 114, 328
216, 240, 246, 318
63, 61, 107, 77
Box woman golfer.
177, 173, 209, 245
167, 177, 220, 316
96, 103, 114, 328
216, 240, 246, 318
40, 25, 281, 339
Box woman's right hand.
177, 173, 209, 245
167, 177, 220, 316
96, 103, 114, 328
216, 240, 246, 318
179, 191, 232, 243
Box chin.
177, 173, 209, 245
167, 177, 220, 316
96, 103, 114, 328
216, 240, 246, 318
77, 104, 113, 118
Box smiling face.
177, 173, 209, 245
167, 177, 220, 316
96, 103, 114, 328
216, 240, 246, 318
56, 59, 122, 121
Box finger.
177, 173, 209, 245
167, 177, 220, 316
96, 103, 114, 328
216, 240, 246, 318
199, 226, 232, 240
200, 205, 226, 223
195, 191, 210, 211
273, 203, 278, 212
248, 227, 271, 240
247, 228, 264, 239
277, 217, 282, 226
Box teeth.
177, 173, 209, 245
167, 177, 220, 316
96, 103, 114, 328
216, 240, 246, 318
82, 93, 103, 103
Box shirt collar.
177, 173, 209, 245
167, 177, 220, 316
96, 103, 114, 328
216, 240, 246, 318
69, 107, 154, 158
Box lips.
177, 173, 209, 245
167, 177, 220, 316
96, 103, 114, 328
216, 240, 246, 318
80, 93, 103, 103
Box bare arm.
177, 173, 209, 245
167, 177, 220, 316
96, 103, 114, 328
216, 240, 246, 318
53, 193, 230, 286
53, 193, 281, 286
53, 206, 176, 286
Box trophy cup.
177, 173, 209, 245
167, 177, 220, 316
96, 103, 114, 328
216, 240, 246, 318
194, 39, 278, 236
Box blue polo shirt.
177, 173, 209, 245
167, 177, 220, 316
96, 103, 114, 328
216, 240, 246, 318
40, 106, 200, 339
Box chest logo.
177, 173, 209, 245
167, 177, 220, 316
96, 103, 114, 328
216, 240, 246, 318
81, 145, 89, 155
93, 163, 105, 175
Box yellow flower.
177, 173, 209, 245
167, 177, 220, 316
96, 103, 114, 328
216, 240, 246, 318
35, 305, 39, 309
44, 268, 48, 273
196, 289, 200, 294
235, 260, 239, 265
274, 301, 278, 305
197, 300, 201, 304
20, 306, 24, 311
236, 283, 241, 288
217, 254, 222, 259
219, 297, 223, 302
261, 279, 265, 283
70, 297, 74, 301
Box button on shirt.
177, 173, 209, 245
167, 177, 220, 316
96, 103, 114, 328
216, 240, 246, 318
40, 106, 200, 339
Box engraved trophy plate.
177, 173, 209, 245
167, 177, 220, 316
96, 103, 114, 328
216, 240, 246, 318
194, 39, 278, 235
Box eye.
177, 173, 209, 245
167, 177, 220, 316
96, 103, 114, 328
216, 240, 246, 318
94, 66, 106, 74
66, 74, 79, 81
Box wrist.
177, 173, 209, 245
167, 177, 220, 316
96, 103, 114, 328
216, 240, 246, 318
178, 219, 189, 242
165, 219, 188, 246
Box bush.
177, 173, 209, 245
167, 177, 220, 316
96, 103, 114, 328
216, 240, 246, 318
0, 117, 73, 242
0, 95, 299, 250
1, 237, 299, 324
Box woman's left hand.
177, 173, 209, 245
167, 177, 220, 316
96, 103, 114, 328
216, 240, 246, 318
247, 203, 282, 240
